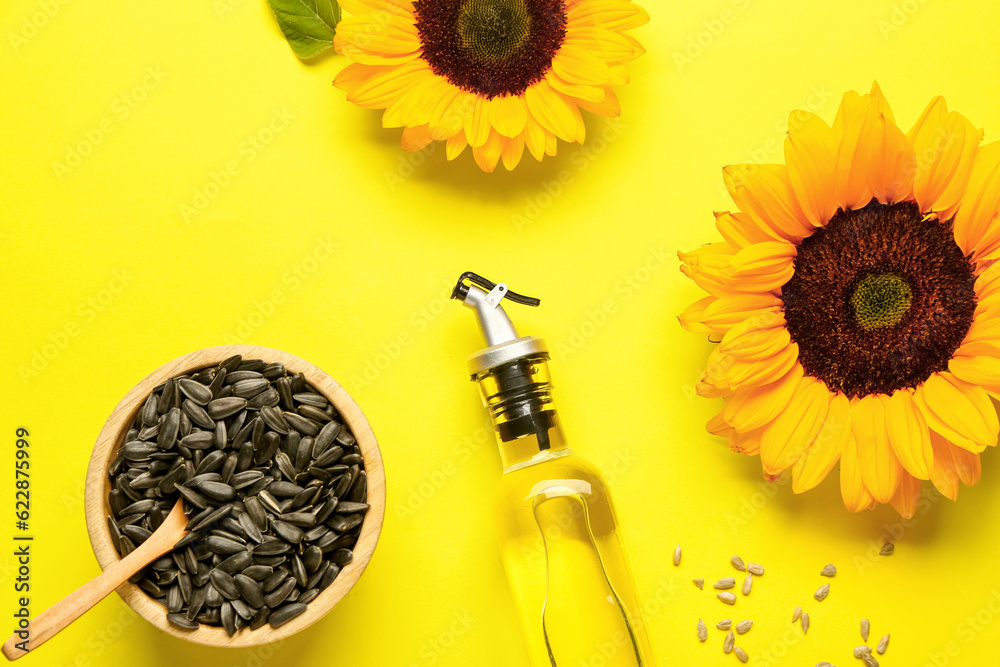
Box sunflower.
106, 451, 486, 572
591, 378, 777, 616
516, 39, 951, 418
679, 82, 1000, 518
332, 0, 647, 172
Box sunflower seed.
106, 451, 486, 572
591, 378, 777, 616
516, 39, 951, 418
736, 620, 753, 634
820, 564, 837, 577
814, 583, 830, 602
863, 654, 879, 667
792, 606, 802, 622
693, 578, 704, 590
179, 379, 213, 405
696, 618, 707, 642
717, 592, 737, 605
167, 613, 199, 629
110, 359, 365, 633
182, 400, 215, 429
283, 412, 320, 436
717, 619, 731, 630
248, 387, 280, 410
816, 663, 834, 667
746, 562, 764, 576
854, 645, 871, 658
723, 631, 735, 653
210, 569, 241, 599
269, 602, 307, 628
734, 647, 748, 663
801, 612, 810, 634
742, 573, 753, 596
206, 536, 245, 555
264, 577, 296, 608
861, 618, 870, 641
876, 634, 889, 654
714, 578, 735, 590
221, 602, 236, 636
294, 392, 327, 408
879, 543, 894, 556
207, 397, 247, 420
730, 555, 746, 571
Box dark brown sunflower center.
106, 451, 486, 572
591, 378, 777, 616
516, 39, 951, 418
413, 0, 567, 98
781, 200, 977, 398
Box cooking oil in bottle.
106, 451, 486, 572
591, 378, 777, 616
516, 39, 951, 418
452, 272, 658, 667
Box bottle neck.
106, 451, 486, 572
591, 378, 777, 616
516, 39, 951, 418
496, 417, 569, 469
473, 354, 565, 469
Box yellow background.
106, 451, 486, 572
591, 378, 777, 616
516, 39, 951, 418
3, 0, 1000, 665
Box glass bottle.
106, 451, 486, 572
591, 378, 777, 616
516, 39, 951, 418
452, 273, 658, 667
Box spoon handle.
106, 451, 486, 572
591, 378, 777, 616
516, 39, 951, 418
1, 501, 186, 661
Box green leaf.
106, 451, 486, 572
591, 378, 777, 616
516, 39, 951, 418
266, 0, 341, 60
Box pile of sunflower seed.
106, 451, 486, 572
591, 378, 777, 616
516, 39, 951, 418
106, 355, 369, 635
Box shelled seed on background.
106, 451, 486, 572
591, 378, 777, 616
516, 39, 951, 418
861, 618, 870, 641
673, 545, 682, 566
717, 619, 731, 630
877, 634, 889, 654
717, 592, 736, 605
723, 631, 734, 654
693, 578, 704, 589
741, 573, 752, 596
730, 555, 746, 571
854, 646, 871, 658
734, 647, 749, 663
714, 577, 735, 590
792, 606, 802, 622
879, 543, 894, 556
801, 612, 810, 634
814, 583, 830, 601
816, 663, 834, 667
747, 562, 764, 576
111, 356, 369, 636
735, 620, 752, 635
863, 654, 879, 667
820, 564, 837, 577
697, 619, 707, 642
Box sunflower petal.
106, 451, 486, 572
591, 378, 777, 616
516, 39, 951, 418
724, 363, 804, 432
700, 297, 783, 334
929, 431, 982, 500
723, 164, 813, 242
884, 388, 933, 479
730, 428, 762, 455
546, 70, 606, 103
335, 14, 421, 57
714, 211, 776, 249
784, 110, 838, 227
953, 142, 1000, 258
913, 372, 998, 452
759, 376, 830, 476
852, 395, 902, 503
907, 96, 982, 217
577, 88, 621, 117
677, 296, 714, 334
567, 0, 650, 31
446, 132, 467, 161
840, 430, 875, 512
563, 26, 638, 65
889, 472, 922, 519
525, 82, 579, 143
864, 83, 916, 204
792, 391, 849, 493
472, 131, 505, 173
719, 311, 787, 359
726, 341, 799, 390
400, 124, 433, 151
501, 132, 526, 171
832, 90, 875, 210
949, 354, 1000, 398
464, 97, 492, 147
489, 95, 528, 138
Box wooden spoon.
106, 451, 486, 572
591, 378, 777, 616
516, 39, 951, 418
2, 500, 188, 661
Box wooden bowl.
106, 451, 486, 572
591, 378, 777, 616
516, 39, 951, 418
83, 345, 386, 647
